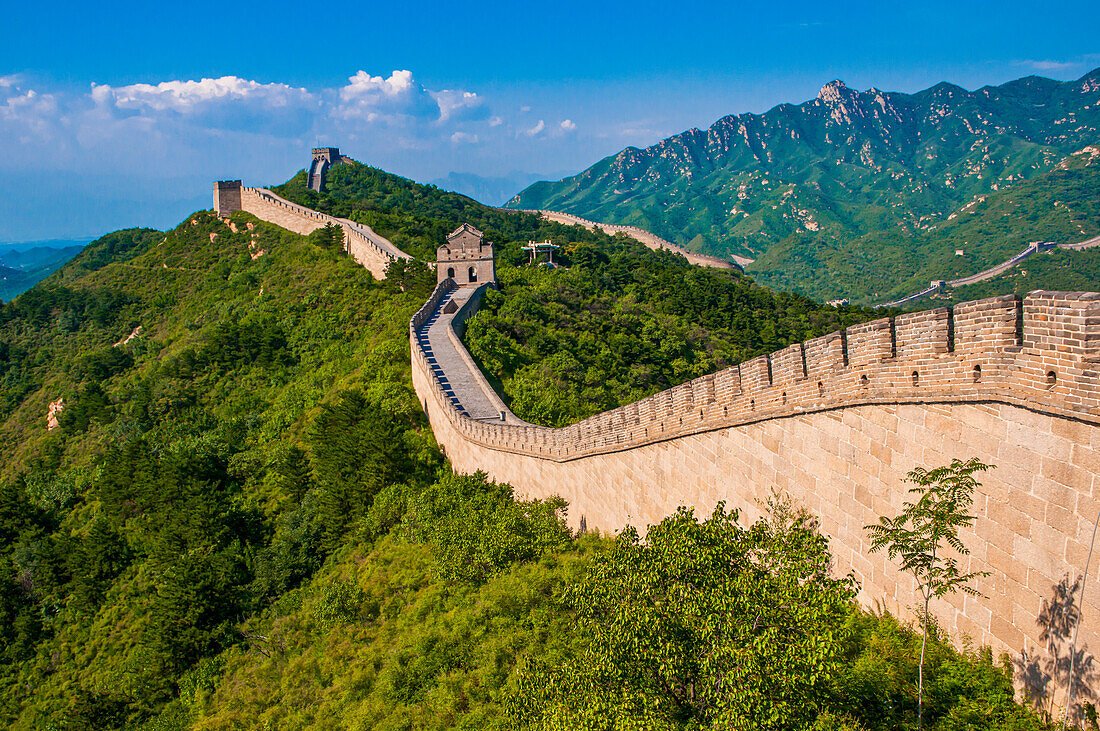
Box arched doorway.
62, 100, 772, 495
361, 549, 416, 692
468, 266, 477, 282
447, 267, 455, 279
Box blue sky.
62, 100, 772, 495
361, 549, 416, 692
0, 0, 1097, 241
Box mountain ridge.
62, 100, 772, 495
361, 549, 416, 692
509, 68, 1100, 302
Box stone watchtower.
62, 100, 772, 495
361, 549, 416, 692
214, 180, 243, 217
308, 147, 343, 192
437, 223, 495, 286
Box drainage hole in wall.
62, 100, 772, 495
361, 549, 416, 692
782, 392, 787, 404
818, 381, 825, 397
750, 399, 755, 411
1047, 370, 1057, 388
973, 364, 982, 383
860, 375, 869, 387
911, 371, 919, 387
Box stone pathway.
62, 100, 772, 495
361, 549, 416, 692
415, 287, 509, 423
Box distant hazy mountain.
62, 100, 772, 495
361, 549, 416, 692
509, 69, 1100, 302
431, 171, 554, 206
0, 242, 86, 301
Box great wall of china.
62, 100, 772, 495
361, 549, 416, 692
216, 165, 1100, 701
500, 207, 753, 269
214, 180, 410, 278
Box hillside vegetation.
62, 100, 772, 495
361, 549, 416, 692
0, 165, 1058, 729
510, 69, 1100, 303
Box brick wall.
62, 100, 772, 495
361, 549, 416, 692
236, 187, 411, 279
411, 288, 1100, 689
506, 208, 751, 269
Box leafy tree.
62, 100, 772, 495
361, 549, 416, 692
309, 222, 345, 251
510, 503, 856, 730
866, 457, 991, 730
409, 472, 571, 583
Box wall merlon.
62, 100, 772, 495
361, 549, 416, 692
1024, 291, 1100, 361
741, 356, 771, 392
804, 331, 846, 378
846, 318, 895, 366
954, 295, 1021, 353
772, 343, 807, 386
895, 308, 950, 358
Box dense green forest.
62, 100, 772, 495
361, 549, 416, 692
0, 163, 1065, 728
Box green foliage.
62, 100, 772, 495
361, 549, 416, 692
867, 457, 992, 729
0, 164, 1053, 730
464, 245, 881, 425
308, 222, 344, 251
511, 503, 857, 730
867, 458, 992, 606
409, 472, 571, 583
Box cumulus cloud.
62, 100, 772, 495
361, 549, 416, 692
560, 119, 577, 132
335, 69, 439, 123
525, 119, 545, 136
451, 131, 479, 144
91, 76, 312, 113
89, 76, 318, 135
434, 89, 485, 122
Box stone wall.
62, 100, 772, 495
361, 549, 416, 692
506, 208, 752, 269
236, 187, 411, 279
410, 289, 1100, 678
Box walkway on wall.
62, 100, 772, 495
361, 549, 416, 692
498, 207, 752, 269
415, 284, 514, 424
875, 233, 1100, 308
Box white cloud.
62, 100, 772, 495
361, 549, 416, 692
1016, 55, 1100, 73
1023, 59, 1078, 72
560, 119, 577, 132
451, 131, 479, 144
87, 76, 318, 136
91, 76, 313, 113
489, 116, 503, 127
525, 119, 545, 136
434, 89, 484, 121
335, 69, 439, 123
520, 105, 531, 113
0, 74, 21, 88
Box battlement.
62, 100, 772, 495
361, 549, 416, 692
411, 290, 1100, 462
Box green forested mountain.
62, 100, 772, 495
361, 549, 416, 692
509, 69, 1100, 303
0, 164, 1053, 729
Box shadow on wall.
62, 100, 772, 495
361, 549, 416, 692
1016, 574, 1097, 724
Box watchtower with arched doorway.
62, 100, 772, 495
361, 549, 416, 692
436, 223, 495, 286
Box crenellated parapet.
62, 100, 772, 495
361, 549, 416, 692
213, 180, 411, 279
409, 287, 1100, 673
412, 291, 1100, 463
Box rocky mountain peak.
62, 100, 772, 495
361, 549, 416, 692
817, 80, 851, 104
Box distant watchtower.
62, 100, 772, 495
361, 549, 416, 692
214, 180, 243, 217
437, 223, 495, 286
308, 147, 343, 192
